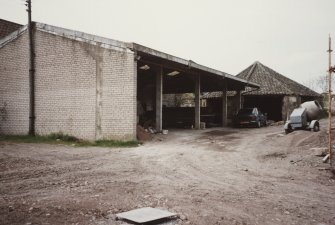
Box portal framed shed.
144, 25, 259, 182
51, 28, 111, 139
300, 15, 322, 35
0, 19, 258, 140
130, 43, 259, 131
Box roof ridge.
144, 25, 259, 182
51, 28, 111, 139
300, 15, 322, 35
262, 63, 319, 96
260, 64, 296, 94
237, 61, 320, 97
259, 64, 294, 94
246, 61, 258, 80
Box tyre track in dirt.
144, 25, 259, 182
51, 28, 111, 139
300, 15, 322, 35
130, 126, 335, 225
0, 123, 334, 225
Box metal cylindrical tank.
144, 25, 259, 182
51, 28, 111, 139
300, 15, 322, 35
300, 101, 322, 121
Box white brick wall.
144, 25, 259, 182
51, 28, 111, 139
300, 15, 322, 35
34, 30, 97, 140
0, 32, 29, 135
0, 28, 137, 141
100, 49, 137, 140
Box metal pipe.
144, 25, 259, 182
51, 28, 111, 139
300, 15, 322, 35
27, 0, 35, 136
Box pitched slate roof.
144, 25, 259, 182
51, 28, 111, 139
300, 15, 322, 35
0, 19, 22, 39
202, 61, 320, 99
237, 61, 320, 96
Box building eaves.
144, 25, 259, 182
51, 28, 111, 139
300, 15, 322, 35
0, 20, 259, 90
127, 43, 259, 89
201, 91, 237, 99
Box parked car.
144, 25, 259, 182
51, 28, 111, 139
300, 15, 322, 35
234, 107, 267, 128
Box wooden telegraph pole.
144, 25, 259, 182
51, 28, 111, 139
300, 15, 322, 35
328, 36, 335, 166
26, 0, 35, 136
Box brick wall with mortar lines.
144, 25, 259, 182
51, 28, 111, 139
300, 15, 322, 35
34, 30, 97, 140
0, 32, 30, 135
100, 48, 136, 140
0, 29, 137, 140
34, 30, 136, 140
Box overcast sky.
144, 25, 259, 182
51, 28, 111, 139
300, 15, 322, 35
1, 0, 334, 89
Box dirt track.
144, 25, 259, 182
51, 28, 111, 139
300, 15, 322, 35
1, 121, 334, 225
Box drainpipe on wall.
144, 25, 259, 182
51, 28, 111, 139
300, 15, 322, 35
27, 0, 35, 136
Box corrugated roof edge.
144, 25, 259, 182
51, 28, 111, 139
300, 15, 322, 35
127, 43, 259, 88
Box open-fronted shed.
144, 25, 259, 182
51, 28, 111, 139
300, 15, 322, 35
202, 61, 321, 122
0, 19, 259, 140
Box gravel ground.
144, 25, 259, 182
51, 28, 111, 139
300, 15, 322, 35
0, 120, 334, 225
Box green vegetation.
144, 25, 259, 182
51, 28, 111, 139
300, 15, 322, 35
93, 140, 139, 147
0, 133, 139, 148
318, 108, 327, 119
319, 108, 335, 119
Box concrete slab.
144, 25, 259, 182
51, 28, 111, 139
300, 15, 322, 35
116, 207, 177, 224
